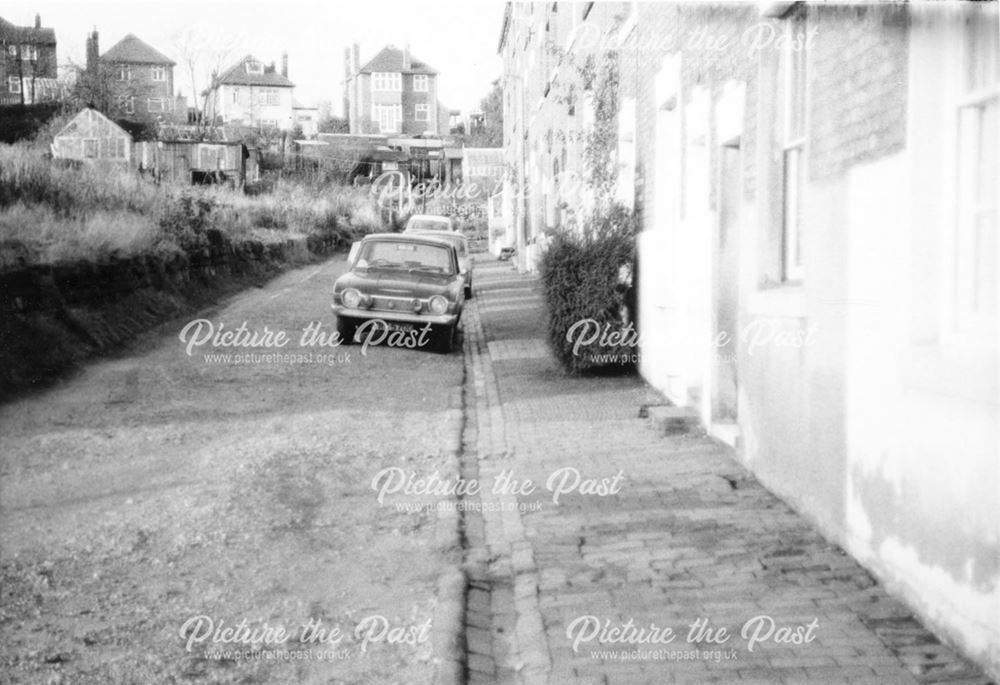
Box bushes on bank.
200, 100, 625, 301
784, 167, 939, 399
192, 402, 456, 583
540, 203, 637, 373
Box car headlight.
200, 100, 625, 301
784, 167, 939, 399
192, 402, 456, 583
342, 288, 363, 308
428, 295, 448, 315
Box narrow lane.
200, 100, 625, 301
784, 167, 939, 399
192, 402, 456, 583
0, 256, 464, 684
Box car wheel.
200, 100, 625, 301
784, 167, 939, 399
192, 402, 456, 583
336, 316, 357, 344
436, 324, 457, 353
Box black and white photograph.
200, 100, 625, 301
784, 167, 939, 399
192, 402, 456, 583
0, 1, 997, 683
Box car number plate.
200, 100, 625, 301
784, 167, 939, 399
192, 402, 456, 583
381, 321, 413, 333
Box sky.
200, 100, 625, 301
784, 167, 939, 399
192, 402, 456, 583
2, 0, 506, 116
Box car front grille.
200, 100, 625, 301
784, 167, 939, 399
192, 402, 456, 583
371, 295, 418, 312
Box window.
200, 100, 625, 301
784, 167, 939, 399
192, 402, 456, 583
255, 88, 280, 106
373, 72, 401, 91
260, 119, 278, 130
20, 45, 38, 61
7, 76, 20, 94
83, 139, 98, 158
415, 103, 430, 121
781, 8, 807, 282
120, 95, 134, 114
115, 64, 130, 81
955, 6, 999, 332
231, 88, 239, 104
413, 74, 429, 92
147, 98, 167, 113
245, 60, 263, 74
6, 46, 15, 57
150, 66, 166, 82
373, 104, 401, 132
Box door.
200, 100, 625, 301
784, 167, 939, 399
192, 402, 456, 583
713, 141, 741, 422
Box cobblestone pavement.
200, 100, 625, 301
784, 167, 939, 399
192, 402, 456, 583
458, 256, 992, 685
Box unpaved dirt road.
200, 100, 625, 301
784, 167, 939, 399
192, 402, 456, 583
0, 257, 464, 684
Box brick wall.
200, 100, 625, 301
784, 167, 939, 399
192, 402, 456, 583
808, 4, 909, 183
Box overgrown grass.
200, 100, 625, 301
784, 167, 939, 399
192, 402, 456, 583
0, 144, 384, 269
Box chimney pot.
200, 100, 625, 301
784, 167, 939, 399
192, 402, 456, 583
35, 14, 41, 29
403, 44, 411, 70
281, 52, 288, 78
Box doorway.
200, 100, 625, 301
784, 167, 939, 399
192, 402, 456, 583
713, 140, 741, 424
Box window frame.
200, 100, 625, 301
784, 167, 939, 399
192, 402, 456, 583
7, 75, 21, 94
147, 97, 167, 113
150, 65, 166, 82
372, 103, 402, 132
412, 74, 429, 92
952, 6, 999, 337
245, 60, 264, 75
414, 103, 430, 122
115, 64, 131, 81
780, 7, 808, 284
372, 72, 402, 92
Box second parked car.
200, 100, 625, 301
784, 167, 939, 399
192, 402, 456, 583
404, 227, 473, 298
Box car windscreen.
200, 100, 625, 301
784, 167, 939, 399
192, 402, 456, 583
357, 241, 454, 274
408, 218, 451, 231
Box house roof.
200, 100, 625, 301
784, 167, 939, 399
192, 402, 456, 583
100, 34, 174, 65
358, 45, 437, 75
0, 16, 56, 45
215, 55, 295, 87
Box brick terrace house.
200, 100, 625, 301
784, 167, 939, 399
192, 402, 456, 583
206, 54, 295, 131
87, 31, 186, 124
343, 44, 451, 135
0, 14, 58, 105
500, 1, 998, 679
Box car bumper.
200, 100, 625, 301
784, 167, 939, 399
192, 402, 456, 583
331, 304, 460, 327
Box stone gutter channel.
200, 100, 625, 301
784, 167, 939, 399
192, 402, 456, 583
433, 283, 553, 685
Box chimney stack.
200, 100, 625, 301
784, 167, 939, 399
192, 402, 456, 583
34, 14, 41, 29
352, 43, 360, 74
403, 44, 411, 70
86, 28, 99, 73
281, 52, 288, 78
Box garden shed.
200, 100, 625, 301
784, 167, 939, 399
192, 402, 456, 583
52, 108, 132, 164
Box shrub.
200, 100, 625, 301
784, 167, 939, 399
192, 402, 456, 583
540, 203, 637, 373
158, 193, 216, 255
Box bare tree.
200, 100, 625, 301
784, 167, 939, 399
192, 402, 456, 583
172, 27, 240, 131
64, 58, 151, 118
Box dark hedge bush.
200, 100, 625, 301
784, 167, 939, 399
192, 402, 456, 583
540, 204, 637, 373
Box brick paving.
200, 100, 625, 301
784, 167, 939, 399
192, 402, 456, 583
458, 256, 993, 685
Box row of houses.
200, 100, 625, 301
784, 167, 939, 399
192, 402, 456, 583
3, 12, 460, 141
1, 13, 319, 134
497, 1, 998, 679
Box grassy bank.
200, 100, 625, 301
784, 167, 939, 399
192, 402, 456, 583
0, 144, 383, 269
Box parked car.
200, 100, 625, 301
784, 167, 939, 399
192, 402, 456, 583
404, 228, 474, 298
404, 214, 454, 232
332, 233, 464, 352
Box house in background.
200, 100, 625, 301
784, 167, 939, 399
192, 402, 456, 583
343, 44, 452, 135
52, 108, 131, 164
206, 54, 295, 131
86, 31, 186, 124
0, 14, 58, 105
292, 100, 319, 138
